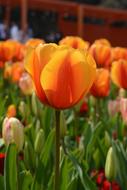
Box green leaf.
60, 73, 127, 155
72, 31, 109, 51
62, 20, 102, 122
0, 138, 4, 149
40, 128, 55, 167
0, 176, 4, 190
68, 153, 97, 190
32, 129, 55, 188
60, 156, 71, 190
4, 143, 18, 190
67, 176, 78, 190
85, 122, 102, 162
42, 107, 54, 138
112, 141, 127, 188
20, 171, 33, 190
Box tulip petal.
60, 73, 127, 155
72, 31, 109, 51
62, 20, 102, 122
40, 48, 96, 109
111, 60, 127, 89
90, 68, 110, 97
24, 44, 58, 104
69, 50, 96, 103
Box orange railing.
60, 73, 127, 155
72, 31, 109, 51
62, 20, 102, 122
1, 0, 127, 46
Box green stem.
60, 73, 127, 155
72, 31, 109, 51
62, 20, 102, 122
17, 155, 20, 190
54, 110, 60, 190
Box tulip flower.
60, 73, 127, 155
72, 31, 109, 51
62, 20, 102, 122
105, 147, 116, 181
89, 44, 112, 68
79, 100, 88, 115
4, 61, 24, 82
2, 117, 24, 151
95, 169, 121, 190
112, 47, 127, 61
0, 153, 5, 175
4, 62, 12, 79
19, 72, 34, 95
94, 38, 111, 47
111, 59, 127, 89
90, 68, 110, 97
120, 98, 127, 125
25, 38, 45, 48
18, 101, 26, 118
25, 43, 96, 109
2, 40, 17, 61
6, 39, 24, 61
11, 62, 24, 83
6, 104, 16, 118
108, 99, 120, 116
59, 36, 90, 50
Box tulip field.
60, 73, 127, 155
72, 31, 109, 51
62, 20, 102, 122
0, 36, 127, 190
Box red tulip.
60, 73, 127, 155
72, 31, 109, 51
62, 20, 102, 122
0, 153, 5, 175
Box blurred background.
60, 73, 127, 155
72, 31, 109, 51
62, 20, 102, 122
0, 0, 127, 46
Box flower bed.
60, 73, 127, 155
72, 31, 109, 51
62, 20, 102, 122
0, 36, 127, 190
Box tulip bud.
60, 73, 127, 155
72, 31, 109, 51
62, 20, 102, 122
2, 117, 24, 151
105, 147, 116, 181
34, 129, 44, 154
19, 72, 34, 95
18, 101, 26, 118
108, 99, 120, 117
6, 104, 16, 118
35, 119, 41, 135
104, 131, 111, 148
120, 98, 127, 125
89, 95, 97, 107
119, 88, 126, 98
31, 92, 38, 116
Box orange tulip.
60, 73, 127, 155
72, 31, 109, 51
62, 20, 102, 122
90, 68, 110, 97
6, 104, 16, 118
25, 43, 96, 109
94, 38, 111, 47
25, 38, 45, 48
89, 44, 112, 68
112, 47, 127, 61
4, 62, 24, 82
11, 62, 24, 83
4, 62, 12, 79
5, 40, 24, 61
111, 59, 127, 89
2, 40, 16, 61
59, 36, 89, 50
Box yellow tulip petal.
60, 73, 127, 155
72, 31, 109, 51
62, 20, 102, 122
36, 43, 58, 70
24, 47, 35, 77
25, 43, 63, 104
41, 49, 71, 108
40, 48, 96, 109
69, 50, 96, 102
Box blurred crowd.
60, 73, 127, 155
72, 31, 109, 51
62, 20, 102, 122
0, 20, 33, 42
